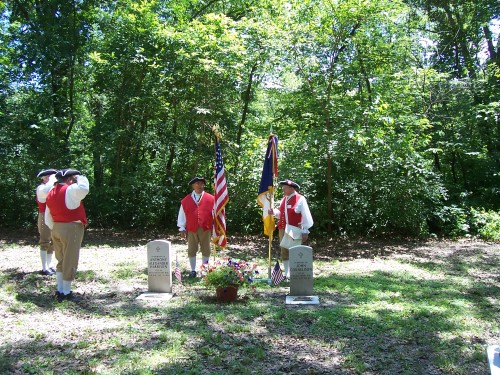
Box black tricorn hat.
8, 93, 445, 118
189, 176, 206, 185
37, 169, 58, 178
56, 168, 81, 182
279, 179, 300, 189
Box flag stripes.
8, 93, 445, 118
213, 138, 228, 248
174, 260, 182, 284
271, 261, 285, 285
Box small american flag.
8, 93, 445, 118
271, 261, 285, 285
174, 258, 182, 284
213, 137, 229, 248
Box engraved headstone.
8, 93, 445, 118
287, 245, 319, 305
146, 240, 172, 293
289, 245, 314, 296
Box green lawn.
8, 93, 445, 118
0, 234, 498, 374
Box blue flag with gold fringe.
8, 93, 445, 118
257, 134, 278, 237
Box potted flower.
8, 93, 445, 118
200, 258, 258, 302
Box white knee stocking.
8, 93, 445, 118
46, 253, 53, 269
63, 280, 72, 295
189, 256, 196, 272
40, 250, 47, 270
56, 272, 63, 293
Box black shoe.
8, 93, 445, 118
39, 269, 55, 276
55, 291, 64, 302
59, 291, 80, 302
49, 267, 56, 273
189, 271, 197, 278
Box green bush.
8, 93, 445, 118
428, 205, 470, 238
470, 209, 500, 242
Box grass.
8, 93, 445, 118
0, 234, 498, 374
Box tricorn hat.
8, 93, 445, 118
189, 176, 206, 185
56, 168, 81, 182
279, 179, 300, 189
37, 169, 58, 178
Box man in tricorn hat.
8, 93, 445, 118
269, 179, 313, 278
177, 177, 215, 278
35, 168, 58, 275
45, 168, 89, 302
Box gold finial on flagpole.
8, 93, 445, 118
212, 125, 221, 140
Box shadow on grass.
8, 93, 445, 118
84, 272, 493, 373
3, 257, 496, 374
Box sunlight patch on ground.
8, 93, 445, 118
331, 257, 440, 280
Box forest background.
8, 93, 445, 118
0, 0, 499, 240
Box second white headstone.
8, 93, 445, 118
289, 245, 314, 296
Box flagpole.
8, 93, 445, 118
268, 192, 273, 280
212, 126, 229, 257
269, 126, 273, 279
212, 133, 219, 263
213, 132, 217, 263
268, 171, 277, 280
257, 132, 278, 283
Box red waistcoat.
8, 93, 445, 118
181, 193, 214, 232
278, 194, 302, 230
46, 184, 87, 224
36, 197, 46, 213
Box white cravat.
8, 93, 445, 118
192, 191, 203, 204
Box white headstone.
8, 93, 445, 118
146, 240, 172, 293
287, 245, 319, 305
487, 345, 500, 375
289, 245, 314, 296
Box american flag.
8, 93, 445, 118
213, 137, 229, 248
174, 257, 182, 284
271, 261, 285, 285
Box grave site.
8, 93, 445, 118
2, 1, 499, 374
0, 229, 498, 374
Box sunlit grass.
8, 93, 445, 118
0, 241, 497, 375
111, 262, 142, 280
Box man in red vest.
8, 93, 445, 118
45, 168, 89, 302
177, 177, 215, 278
270, 179, 313, 278
36, 168, 57, 275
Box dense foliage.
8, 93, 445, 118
0, 0, 498, 239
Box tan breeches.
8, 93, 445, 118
37, 213, 53, 253
51, 222, 85, 281
278, 229, 304, 261
279, 229, 289, 260
187, 228, 212, 257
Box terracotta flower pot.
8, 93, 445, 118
215, 285, 238, 302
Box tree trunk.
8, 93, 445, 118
443, 4, 475, 78
237, 62, 258, 147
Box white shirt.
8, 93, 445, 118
272, 192, 314, 233
177, 191, 205, 231
45, 175, 90, 230
36, 175, 57, 203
